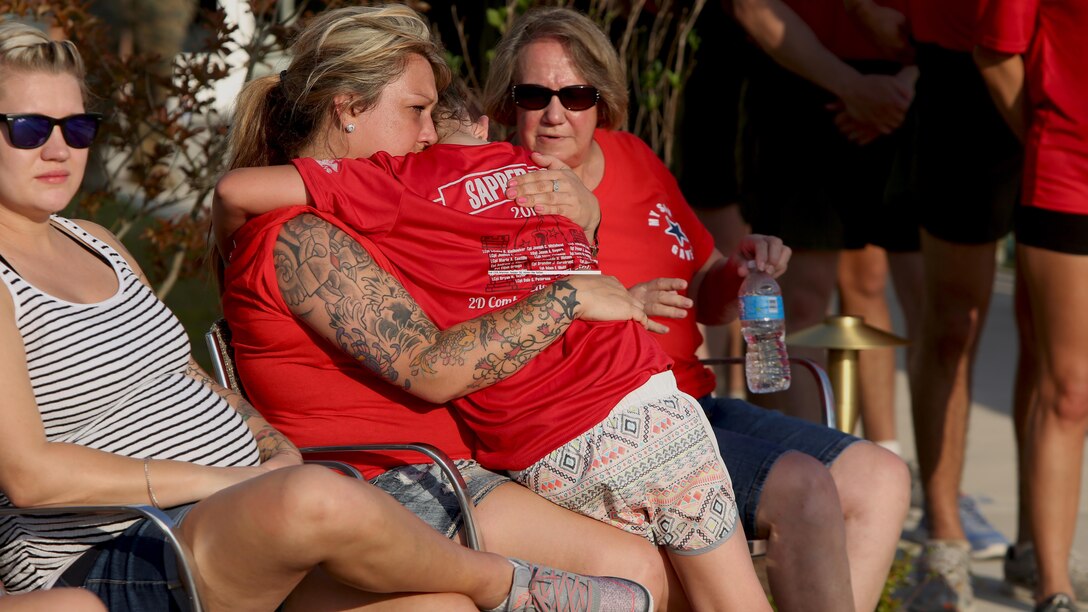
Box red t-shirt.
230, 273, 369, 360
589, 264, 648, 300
978, 0, 1088, 215
785, 0, 908, 60
221, 206, 477, 479
592, 129, 718, 398
908, 0, 992, 52
293, 142, 671, 470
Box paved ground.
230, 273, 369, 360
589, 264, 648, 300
887, 267, 1088, 611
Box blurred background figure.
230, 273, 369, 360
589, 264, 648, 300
976, 0, 1088, 609
729, 0, 922, 458
885, 0, 1024, 608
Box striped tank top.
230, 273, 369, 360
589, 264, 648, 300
0, 217, 260, 593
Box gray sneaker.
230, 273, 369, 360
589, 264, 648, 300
1004, 542, 1088, 602
505, 559, 653, 611
1033, 593, 1077, 612
904, 540, 974, 611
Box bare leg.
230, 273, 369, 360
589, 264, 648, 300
887, 250, 924, 367
910, 232, 998, 541
1019, 244, 1088, 602
480, 480, 761, 610
829, 441, 912, 611
666, 524, 771, 611
0, 589, 107, 612
284, 568, 476, 611
838, 246, 897, 442
179, 465, 515, 611
472, 482, 685, 611
754, 250, 839, 422
1012, 253, 1037, 546
756, 452, 855, 611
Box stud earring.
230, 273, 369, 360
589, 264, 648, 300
345, 123, 356, 133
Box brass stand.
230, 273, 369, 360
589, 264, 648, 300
788, 315, 908, 433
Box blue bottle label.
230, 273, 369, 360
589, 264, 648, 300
739, 295, 784, 321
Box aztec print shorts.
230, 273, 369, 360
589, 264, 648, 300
512, 371, 737, 554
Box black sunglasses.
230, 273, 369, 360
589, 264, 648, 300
0, 113, 103, 150
510, 84, 600, 111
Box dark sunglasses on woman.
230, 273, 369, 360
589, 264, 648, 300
510, 84, 600, 111
0, 112, 103, 150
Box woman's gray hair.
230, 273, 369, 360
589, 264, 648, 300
483, 6, 627, 130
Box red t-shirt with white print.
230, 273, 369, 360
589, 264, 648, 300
293, 142, 670, 470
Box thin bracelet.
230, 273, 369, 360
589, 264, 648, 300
143, 457, 162, 510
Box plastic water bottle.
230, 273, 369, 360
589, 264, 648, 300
738, 263, 791, 393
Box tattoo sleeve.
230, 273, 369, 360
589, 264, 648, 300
184, 359, 302, 463
274, 214, 581, 399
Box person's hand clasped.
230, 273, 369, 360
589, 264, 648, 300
506, 151, 601, 235
569, 274, 669, 334
732, 234, 791, 279
831, 65, 918, 144
830, 71, 914, 138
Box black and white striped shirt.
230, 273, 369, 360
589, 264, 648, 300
0, 217, 260, 593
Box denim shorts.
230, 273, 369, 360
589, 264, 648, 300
700, 396, 860, 537
369, 459, 509, 539
56, 503, 195, 611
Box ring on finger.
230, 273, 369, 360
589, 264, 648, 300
552, 179, 560, 193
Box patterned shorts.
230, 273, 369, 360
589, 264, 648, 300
512, 372, 738, 553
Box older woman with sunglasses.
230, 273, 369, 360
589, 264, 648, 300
483, 7, 912, 611
0, 19, 654, 611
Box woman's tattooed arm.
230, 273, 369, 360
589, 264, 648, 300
184, 359, 302, 464
273, 214, 583, 402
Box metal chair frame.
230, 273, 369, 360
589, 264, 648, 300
699, 356, 837, 557
700, 357, 837, 428
204, 319, 482, 552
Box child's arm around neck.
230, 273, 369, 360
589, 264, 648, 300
212, 165, 311, 260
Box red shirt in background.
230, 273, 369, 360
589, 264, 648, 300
592, 129, 719, 399
784, 0, 908, 60
222, 206, 477, 479
293, 142, 670, 470
978, 0, 1088, 214
908, 0, 992, 52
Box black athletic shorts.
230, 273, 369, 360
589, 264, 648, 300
738, 55, 918, 252
885, 42, 1023, 245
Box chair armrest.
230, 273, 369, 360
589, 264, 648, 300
298, 443, 482, 552
303, 460, 365, 480
700, 357, 836, 428
0, 504, 202, 612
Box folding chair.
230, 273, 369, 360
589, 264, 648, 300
205, 319, 482, 552
699, 357, 837, 558
0, 504, 203, 612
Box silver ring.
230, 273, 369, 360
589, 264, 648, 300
552, 179, 560, 193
